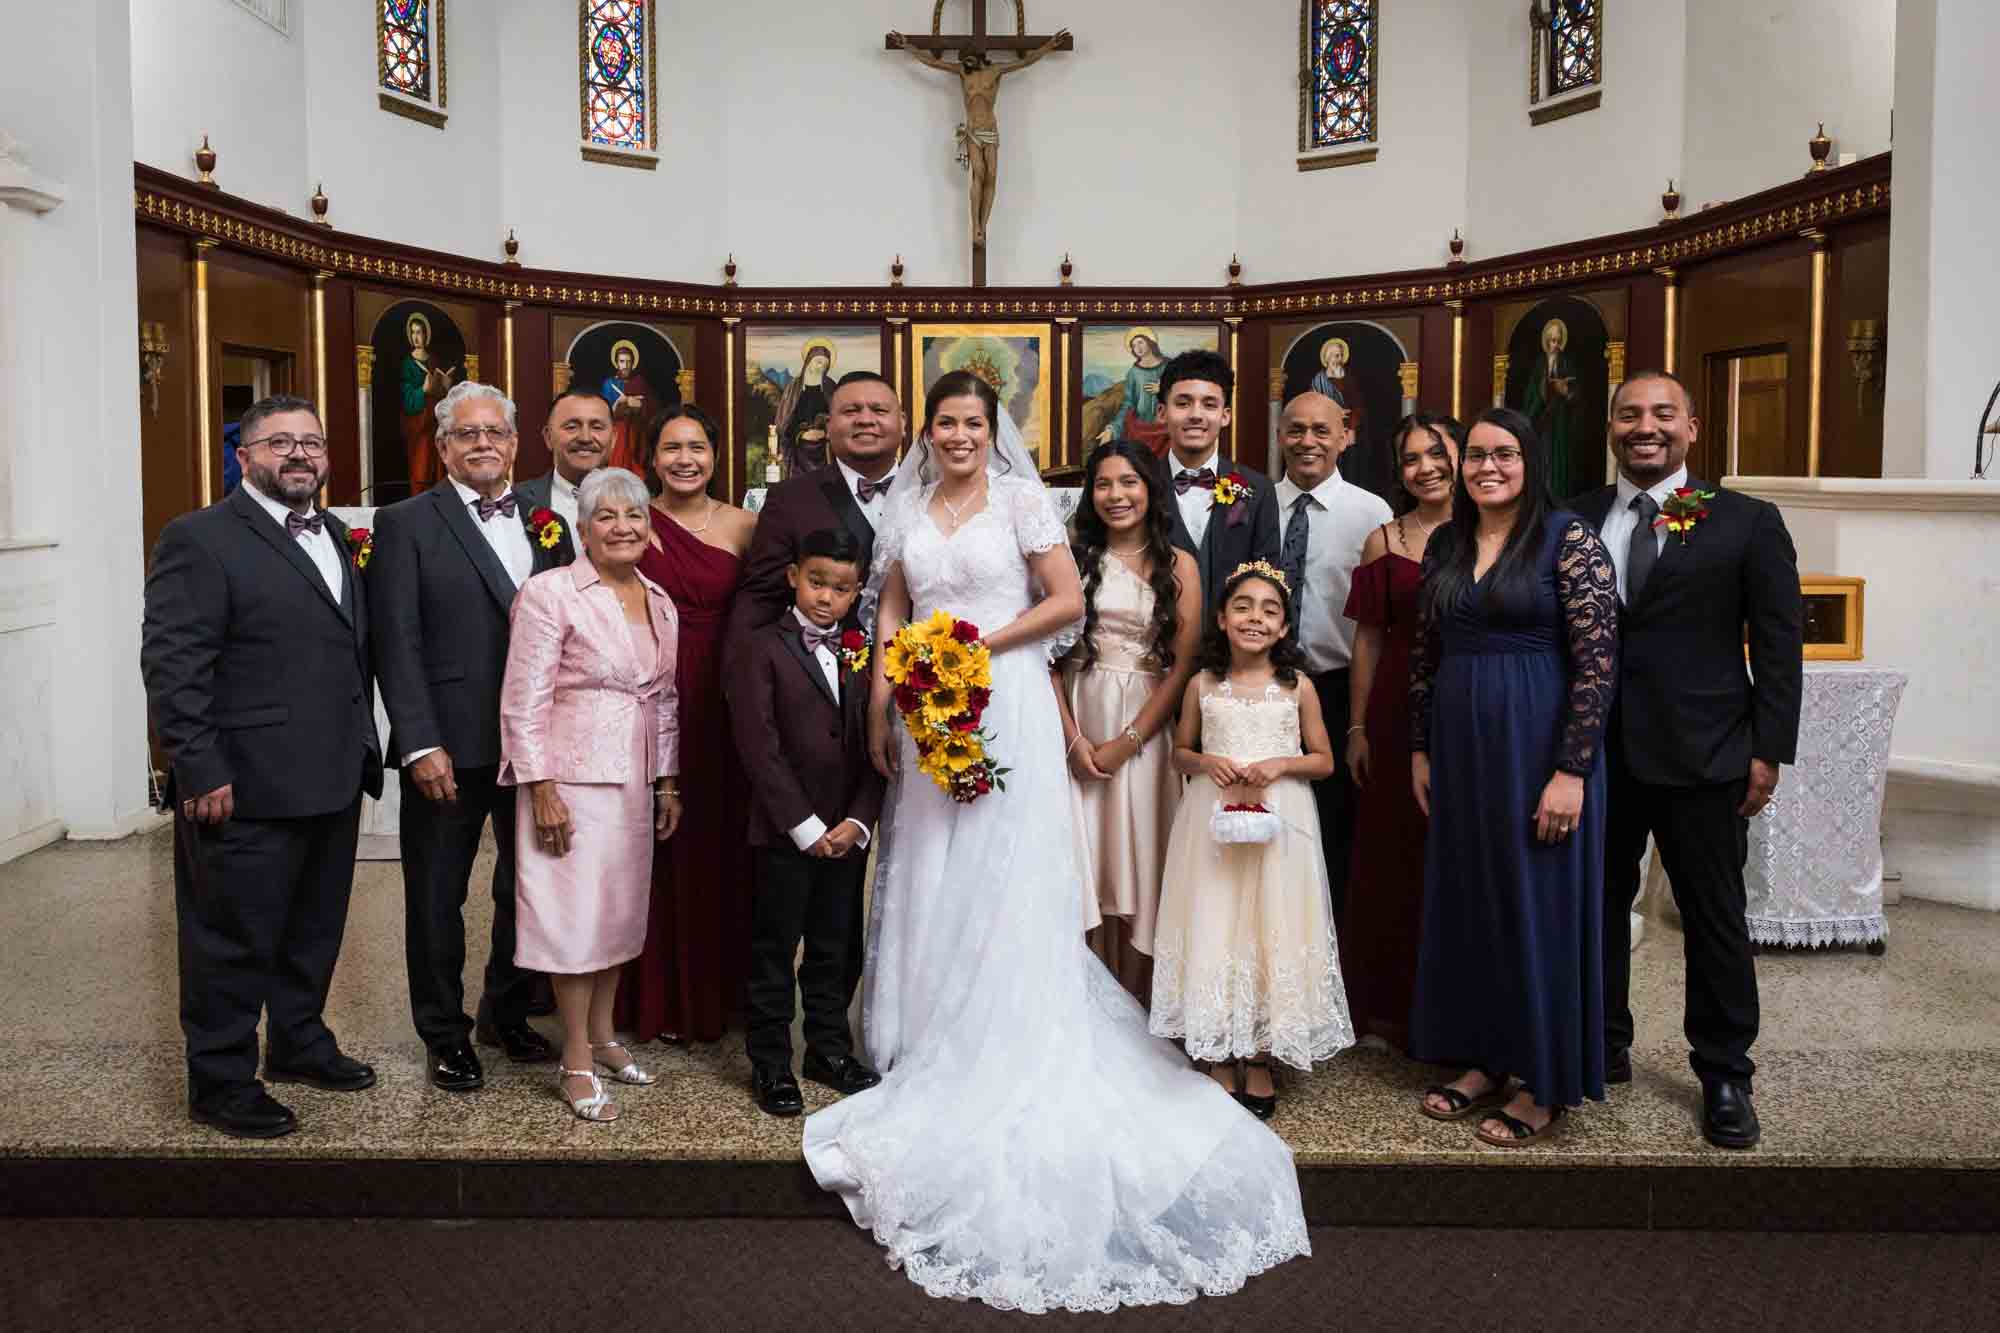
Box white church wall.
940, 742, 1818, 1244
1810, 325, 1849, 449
1236, 0, 1473, 282
0, 2, 155, 862
130, 0, 310, 219
1462, 0, 1687, 262
1679, 0, 1896, 210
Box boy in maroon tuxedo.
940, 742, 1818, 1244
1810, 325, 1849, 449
729, 528, 886, 1116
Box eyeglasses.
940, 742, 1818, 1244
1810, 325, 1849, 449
1462, 447, 1524, 469
444, 425, 515, 444
246, 434, 328, 457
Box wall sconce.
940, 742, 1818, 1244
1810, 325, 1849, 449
139, 320, 170, 416
1846, 319, 1884, 393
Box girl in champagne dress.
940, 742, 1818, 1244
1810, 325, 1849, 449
1056, 442, 1200, 1003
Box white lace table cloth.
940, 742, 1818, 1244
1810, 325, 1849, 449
1745, 666, 1906, 947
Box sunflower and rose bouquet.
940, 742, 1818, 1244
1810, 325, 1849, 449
882, 610, 1007, 804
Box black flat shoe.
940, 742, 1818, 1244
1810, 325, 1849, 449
191, 1089, 298, 1140
801, 1050, 881, 1096
1606, 1048, 1633, 1085
476, 1019, 555, 1064
1702, 1080, 1761, 1150
751, 1065, 804, 1117
428, 1039, 485, 1092
1237, 1059, 1278, 1121
266, 1051, 377, 1093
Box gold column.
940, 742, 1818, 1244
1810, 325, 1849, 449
311, 271, 330, 504
1448, 300, 1464, 419
1054, 317, 1076, 469
355, 346, 376, 501
502, 301, 517, 398
1656, 267, 1679, 374
1492, 353, 1510, 408
1397, 360, 1420, 407
722, 317, 739, 499
675, 368, 696, 401
1225, 316, 1242, 460
194, 240, 218, 505
1804, 228, 1828, 477
887, 318, 910, 423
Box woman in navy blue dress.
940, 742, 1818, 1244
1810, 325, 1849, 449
1407, 407, 1618, 1147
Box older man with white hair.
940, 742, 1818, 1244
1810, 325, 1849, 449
369, 381, 573, 1091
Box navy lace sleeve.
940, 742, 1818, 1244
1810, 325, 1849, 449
1553, 519, 1619, 776
1408, 543, 1445, 754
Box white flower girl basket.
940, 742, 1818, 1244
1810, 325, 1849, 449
1210, 800, 1281, 845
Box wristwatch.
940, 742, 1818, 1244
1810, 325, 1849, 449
1122, 724, 1142, 746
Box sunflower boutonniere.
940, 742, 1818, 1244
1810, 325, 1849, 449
528, 506, 564, 551
1655, 487, 1717, 545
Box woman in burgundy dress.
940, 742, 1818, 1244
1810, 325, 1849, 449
1340, 414, 1461, 1048
620, 403, 759, 1043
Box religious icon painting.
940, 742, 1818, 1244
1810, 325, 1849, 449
742, 326, 885, 486
1272, 317, 1420, 505
1498, 293, 1618, 500
554, 318, 693, 478
911, 323, 1053, 471
358, 291, 475, 504
1080, 324, 1223, 460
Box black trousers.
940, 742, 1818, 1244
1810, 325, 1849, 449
399, 764, 535, 1046
1603, 754, 1759, 1086
174, 798, 362, 1107
1308, 667, 1354, 921
745, 842, 865, 1072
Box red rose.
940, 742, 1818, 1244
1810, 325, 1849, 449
348, 527, 371, 546
893, 683, 924, 714
907, 662, 938, 691
949, 713, 978, 732
974, 777, 993, 794
968, 687, 992, 710
840, 629, 867, 652
530, 507, 557, 527
951, 620, 981, 644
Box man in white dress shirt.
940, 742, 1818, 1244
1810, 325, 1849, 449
1274, 391, 1392, 917
513, 388, 611, 541
370, 382, 573, 1091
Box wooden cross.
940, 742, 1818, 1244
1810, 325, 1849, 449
887, 3, 1073, 287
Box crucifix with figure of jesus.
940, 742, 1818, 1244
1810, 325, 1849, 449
887, 2, 1073, 287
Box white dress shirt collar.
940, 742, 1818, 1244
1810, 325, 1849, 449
1615, 464, 1688, 510
239, 477, 317, 529
1170, 447, 1220, 478
1275, 468, 1348, 511
837, 455, 899, 500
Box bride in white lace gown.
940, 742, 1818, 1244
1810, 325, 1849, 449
802, 372, 1309, 1313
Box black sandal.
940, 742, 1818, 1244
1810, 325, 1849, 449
1419, 1070, 1509, 1122
1475, 1105, 1567, 1148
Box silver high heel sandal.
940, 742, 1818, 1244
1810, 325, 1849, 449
559, 1066, 619, 1123
590, 1041, 657, 1086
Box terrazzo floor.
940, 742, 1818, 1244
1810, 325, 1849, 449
2, 827, 1996, 1169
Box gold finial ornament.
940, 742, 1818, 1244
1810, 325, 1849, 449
1661, 180, 1681, 222
1059, 253, 1073, 286
194, 134, 218, 187
503, 228, 520, 265
310, 182, 330, 227
891, 254, 905, 286
723, 254, 738, 286
1808, 123, 1833, 173
1227, 253, 1243, 286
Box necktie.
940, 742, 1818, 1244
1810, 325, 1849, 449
1281, 491, 1312, 614
1626, 492, 1660, 602
1174, 467, 1217, 496
800, 623, 842, 653
855, 475, 893, 504
286, 510, 324, 538
475, 491, 519, 523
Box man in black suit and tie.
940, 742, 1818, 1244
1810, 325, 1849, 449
370, 382, 575, 1091
1157, 349, 1281, 611
142, 395, 385, 1138
1577, 369, 1803, 1149
513, 387, 612, 541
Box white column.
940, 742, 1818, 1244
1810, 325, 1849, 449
1885, 0, 2000, 478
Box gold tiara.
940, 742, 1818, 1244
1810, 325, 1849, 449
1227, 559, 1291, 595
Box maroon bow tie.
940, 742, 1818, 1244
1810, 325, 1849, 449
285, 510, 324, 537
475, 492, 519, 522
1173, 467, 1217, 495
855, 475, 893, 503
800, 623, 843, 652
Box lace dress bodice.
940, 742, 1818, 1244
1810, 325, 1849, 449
1199, 681, 1301, 765
886, 475, 1073, 645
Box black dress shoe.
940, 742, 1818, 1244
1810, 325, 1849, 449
267, 1051, 378, 1093
475, 1019, 554, 1064
1702, 1080, 1762, 1150
752, 1065, 804, 1117
801, 1050, 882, 1095
1606, 1048, 1633, 1085
428, 1040, 485, 1092
191, 1088, 298, 1140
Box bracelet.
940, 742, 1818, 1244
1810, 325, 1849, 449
1346, 724, 1366, 736
1066, 734, 1088, 756
1122, 724, 1142, 746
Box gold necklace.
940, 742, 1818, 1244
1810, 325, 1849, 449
666, 498, 716, 534
939, 481, 985, 529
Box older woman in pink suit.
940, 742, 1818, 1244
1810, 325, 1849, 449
500, 467, 683, 1123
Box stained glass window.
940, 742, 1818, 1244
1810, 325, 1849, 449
1302, 1, 1378, 152
1547, 0, 1601, 96
378, 0, 432, 103
582, 1, 655, 156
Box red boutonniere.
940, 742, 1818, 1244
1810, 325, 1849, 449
1655, 487, 1716, 544
837, 628, 870, 675
346, 527, 374, 570
528, 506, 564, 551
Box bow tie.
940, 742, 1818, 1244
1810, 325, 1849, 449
1173, 467, 1217, 496
800, 623, 843, 653
475, 492, 519, 522
855, 475, 893, 503
285, 510, 324, 538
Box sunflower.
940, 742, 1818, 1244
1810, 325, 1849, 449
882, 633, 918, 683
931, 637, 971, 686
940, 733, 984, 773
919, 610, 959, 650
921, 683, 966, 727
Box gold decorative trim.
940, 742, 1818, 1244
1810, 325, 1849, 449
675, 367, 696, 401
1397, 360, 1419, 402
1297, 146, 1379, 173
552, 361, 573, 396
579, 145, 660, 171
464, 353, 481, 384
378, 93, 447, 130
356, 345, 376, 391
1492, 353, 1510, 407
1530, 89, 1600, 126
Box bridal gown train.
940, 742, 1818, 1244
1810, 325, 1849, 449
802, 474, 1309, 1313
